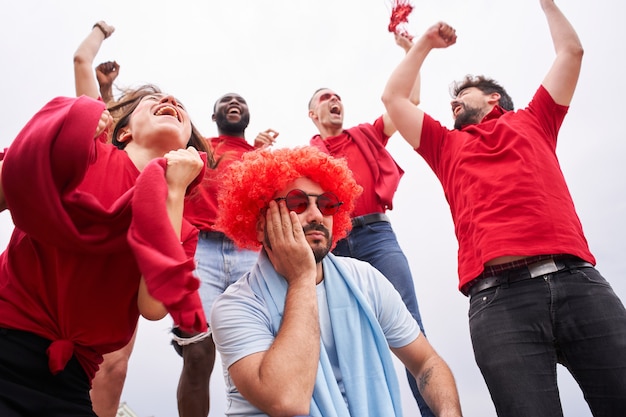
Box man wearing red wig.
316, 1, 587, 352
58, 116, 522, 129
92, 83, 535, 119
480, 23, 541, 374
210, 146, 463, 417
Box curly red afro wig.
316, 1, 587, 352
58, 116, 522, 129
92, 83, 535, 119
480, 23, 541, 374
215, 146, 362, 250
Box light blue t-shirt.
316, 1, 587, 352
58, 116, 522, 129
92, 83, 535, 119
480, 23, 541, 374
210, 255, 420, 417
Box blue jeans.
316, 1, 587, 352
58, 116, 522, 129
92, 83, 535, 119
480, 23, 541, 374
469, 264, 626, 417
333, 221, 434, 417
196, 232, 259, 321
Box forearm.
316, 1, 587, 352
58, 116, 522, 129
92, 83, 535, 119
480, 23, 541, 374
253, 282, 320, 414
99, 83, 114, 104
137, 277, 167, 320
382, 47, 421, 137
541, 0, 583, 55
73, 28, 106, 98
382, 39, 430, 148
394, 33, 421, 106
409, 71, 421, 106
539, 0, 583, 105
414, 356, 463, 417
166, 187, 186, 239
136, 185, 186, 320
383, 38, 431, 105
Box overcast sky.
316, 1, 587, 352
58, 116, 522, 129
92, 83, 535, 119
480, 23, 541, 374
1, 1, 625, 416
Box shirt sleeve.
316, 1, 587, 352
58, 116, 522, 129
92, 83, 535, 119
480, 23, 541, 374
210, 277, 276, 368
345, 259, 420, 348
372, 116, 391, 147
1, 96, 105, 247
128, 157, 207, 333
526, 85, 569, 147
417, 113, 450, 176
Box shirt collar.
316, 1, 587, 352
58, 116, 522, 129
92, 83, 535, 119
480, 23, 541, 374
481, 105, 507, 123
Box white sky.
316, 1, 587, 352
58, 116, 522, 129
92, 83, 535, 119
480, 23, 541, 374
1, 1, 625, 416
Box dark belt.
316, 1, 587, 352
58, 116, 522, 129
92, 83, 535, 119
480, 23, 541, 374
198, 230, 226, 240
351, 213, 390, 228
465, 256, 593, 298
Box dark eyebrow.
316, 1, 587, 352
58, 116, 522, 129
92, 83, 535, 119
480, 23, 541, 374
220, 95, 246, 104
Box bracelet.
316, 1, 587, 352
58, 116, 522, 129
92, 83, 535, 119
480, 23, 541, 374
92, 22, 110, 39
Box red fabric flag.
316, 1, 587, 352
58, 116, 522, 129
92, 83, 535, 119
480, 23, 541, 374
388, 0, 414, 40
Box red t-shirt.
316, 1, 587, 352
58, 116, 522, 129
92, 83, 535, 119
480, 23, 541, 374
310, 117, 404, 216
0, 96, 204, 381
184, 136, 254, 231
418, 86, 595, 290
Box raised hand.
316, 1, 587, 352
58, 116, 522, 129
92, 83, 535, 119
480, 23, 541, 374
94, 109, 113, 139
96, 61, 120, 87
254, 129, 279, 149
264, 200, 316, 286
424, 22, 457, 49
395, 32, 414, 53
92, 21, 115, 39
95, 61, 120, 103
163, 146, 204, 191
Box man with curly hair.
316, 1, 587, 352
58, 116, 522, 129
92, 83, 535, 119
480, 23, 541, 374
209, 146, 463, 417
382, 2, 626, 416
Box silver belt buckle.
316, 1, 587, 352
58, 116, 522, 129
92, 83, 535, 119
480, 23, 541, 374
528, 259, 558, 278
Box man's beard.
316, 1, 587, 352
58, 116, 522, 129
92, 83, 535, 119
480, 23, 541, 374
304, 223, 332, 263
215, 111, 250, 135
454, 104, 484, 130
264, 223, 331, 264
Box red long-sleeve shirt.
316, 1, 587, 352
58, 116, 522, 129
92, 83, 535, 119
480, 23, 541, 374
0, 96, 206, 382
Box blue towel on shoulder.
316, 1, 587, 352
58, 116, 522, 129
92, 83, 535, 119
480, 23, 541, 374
254, 251, 403, 417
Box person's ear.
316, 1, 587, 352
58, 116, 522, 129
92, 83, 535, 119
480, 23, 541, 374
256, 215, 266, 244
308, 108, 318, 121
488, 92, 501, 106
117, 127, 132, 143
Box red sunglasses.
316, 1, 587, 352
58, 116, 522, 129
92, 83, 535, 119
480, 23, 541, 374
319, 92, 341, 103
274, 189, 343, 216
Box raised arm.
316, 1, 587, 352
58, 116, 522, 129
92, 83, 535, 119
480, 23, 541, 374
392, 336, 463, 417
382, 32, 421, 137
137, 147, 204, 321
382, 22, 456, 149
539, 0, 583, 105
73, 21, 115, 100
228, 201, 320, 416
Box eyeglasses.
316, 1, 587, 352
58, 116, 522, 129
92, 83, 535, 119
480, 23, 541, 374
318, 92, 341, 103
274, 189, 343, 216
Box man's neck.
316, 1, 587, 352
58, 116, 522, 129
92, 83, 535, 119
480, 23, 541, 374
217, 130, 245, 139
317, 125, 343, 139
316, 262, 324, 285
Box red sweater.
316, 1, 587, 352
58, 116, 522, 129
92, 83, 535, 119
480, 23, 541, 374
0, 96, 206, 382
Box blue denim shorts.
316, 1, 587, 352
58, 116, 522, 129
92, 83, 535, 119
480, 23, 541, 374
195, 231, 259, 320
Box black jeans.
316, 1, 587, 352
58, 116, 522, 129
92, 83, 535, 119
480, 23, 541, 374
0, 328, 96, 417
469, 265, 626, 416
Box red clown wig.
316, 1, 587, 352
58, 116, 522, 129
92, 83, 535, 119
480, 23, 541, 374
215, 146, 362, 250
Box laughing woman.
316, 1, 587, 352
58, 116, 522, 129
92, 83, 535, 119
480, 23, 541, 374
0, 84, 211, 416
